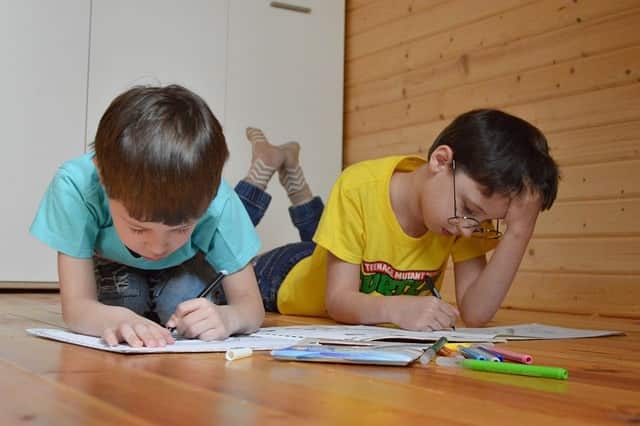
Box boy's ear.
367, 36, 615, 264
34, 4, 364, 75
428, 145, 453, 173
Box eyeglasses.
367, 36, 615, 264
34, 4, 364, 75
448, 160, 502, 239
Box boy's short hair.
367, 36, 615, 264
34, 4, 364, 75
428, 109, 559, 210
94, 84, 228, 225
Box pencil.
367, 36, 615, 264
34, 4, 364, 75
197, 271, 226, 299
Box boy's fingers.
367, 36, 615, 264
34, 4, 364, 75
160, 326, 176, 344
102, 328, 118, 346
165, 315, 177, 328
134, 323, 158, 347
178, 310, 211, 338
437, 311, 456, 330
153, 322, 175, 344
199, 325, 229, 341
119, 324, 143, 348
149, 327, 170, 347
183, 317, 212, 339
173, 298, 206, 319
441, 300, 460, 318
176, 302, 219, 336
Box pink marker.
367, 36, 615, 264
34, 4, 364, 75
479, 346, 533, 364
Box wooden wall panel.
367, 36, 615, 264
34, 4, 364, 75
519, 238, 640, 274
346, 1, 639, 87
440, 272, 640, 317
344, 0, 640, 317
535, 199, 640, 236
346, 6, 640, 113
347, 0, 378, 11
345, 82, 640, 164
346, 0, 444, 38
558, 160, 640, 201
347, 0, 522, 60
346, 46, 640, 137
548, 121, 640, 167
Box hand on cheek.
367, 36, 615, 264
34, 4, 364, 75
504, 190, 543, 235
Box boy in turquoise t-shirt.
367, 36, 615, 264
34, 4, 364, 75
31, 85, 265, 347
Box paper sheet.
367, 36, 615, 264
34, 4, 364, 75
254, 325, 500, 343
27, 328, 298, 354
455, 323, 624, 340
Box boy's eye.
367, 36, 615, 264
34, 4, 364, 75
176, 227, 191, 234
130, 228, 145, 234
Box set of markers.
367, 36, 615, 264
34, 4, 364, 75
422, 338, 568, 380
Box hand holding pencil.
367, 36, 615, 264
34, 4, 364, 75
166, 271, 231, 340
428, 282, 457, 331
387, 291, 459, 332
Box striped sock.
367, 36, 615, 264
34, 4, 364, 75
246, 127, 267, 144
280, 164, 313, 206
245, 159, 277, 190
244, 127, 283, 190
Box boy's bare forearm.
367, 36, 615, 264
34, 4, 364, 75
218, 299, 265, 335
217, 264, 265, 335
326, 290, 397, 325
58, 252, 141, 336
62, 299, 142, 337
458, 228, 533, 326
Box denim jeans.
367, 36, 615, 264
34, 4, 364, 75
94, 253, 224, 325
235, 180, 324, 312
94, 180, 324, 322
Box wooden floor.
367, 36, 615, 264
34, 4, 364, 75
1, 292, 640, 425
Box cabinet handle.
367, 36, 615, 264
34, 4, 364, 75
270, 1, 311, 14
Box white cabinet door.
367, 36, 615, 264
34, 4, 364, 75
224, 1, 345, 252
86, 0, 229, 143
0, 1, 90, 282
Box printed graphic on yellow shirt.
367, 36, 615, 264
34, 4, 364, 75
360, 261, 441, 296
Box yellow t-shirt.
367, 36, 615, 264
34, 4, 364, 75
276, 156, 497, 316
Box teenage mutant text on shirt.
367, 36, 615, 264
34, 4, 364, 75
360, 261, 441, 296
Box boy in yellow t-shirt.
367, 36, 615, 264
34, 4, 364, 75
242, 109, 559, 330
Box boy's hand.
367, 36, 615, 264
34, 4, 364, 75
166, 298, 232, 340
504, 190, 543, 236
389, 296, 459, 331
102, 317, 175, 348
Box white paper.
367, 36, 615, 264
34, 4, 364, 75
27, 328, 298, 354
455, 323, 623, 340
254, 325, 500, 343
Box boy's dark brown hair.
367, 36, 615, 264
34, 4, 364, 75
94, 85, 228, 225
429, 109, 559, 210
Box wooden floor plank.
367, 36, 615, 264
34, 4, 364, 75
0, 359, 149, 426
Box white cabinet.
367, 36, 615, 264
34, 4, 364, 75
0, 1, 90, 282
224, 1, 344, 251
1, 0, 344, 283
86, 0, 229, 143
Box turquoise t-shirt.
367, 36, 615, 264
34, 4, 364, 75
30, 153, 261, 274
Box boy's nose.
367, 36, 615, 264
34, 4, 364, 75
146, 239, 169, 257
458, 225, 474, 238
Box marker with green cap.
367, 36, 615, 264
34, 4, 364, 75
461, 359, 568, 380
